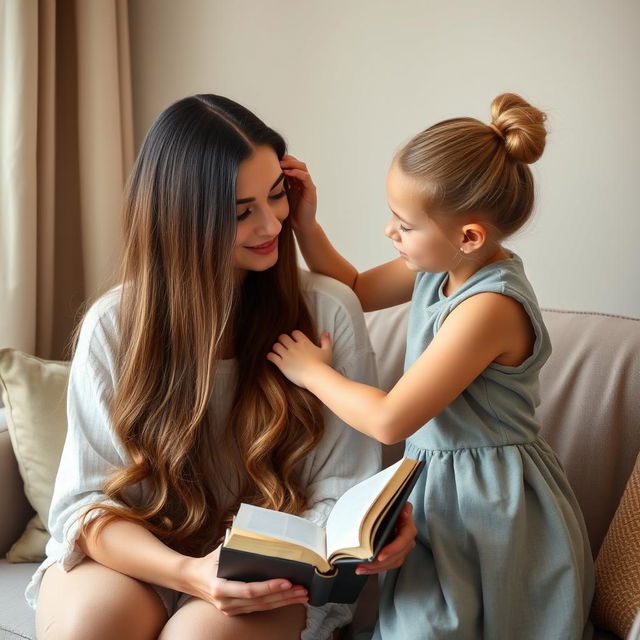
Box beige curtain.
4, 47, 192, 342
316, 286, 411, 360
0, 0, 133, 360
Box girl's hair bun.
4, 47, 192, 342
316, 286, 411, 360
490, 93, 547, 164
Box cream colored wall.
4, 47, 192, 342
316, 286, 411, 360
128, 0, 640, 317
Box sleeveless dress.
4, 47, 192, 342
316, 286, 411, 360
373, 254, 594, 640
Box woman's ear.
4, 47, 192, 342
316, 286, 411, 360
460, 223, 487, 254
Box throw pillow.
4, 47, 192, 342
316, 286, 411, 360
591, 453, 640, 637
0, 349, 70, 562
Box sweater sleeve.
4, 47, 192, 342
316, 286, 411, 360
296, 274, 382, 639
46, 292, 131, 572
25, 292, 131, 608
298, 273, 382, 527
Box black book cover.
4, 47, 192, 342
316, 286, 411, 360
217, 460, 424, 606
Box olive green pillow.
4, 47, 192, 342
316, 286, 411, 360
592, 453, 640, 637
0, 349, 70, 562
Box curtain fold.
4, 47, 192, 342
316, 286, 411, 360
1, 0, 39, 356
1, 0, 133, 360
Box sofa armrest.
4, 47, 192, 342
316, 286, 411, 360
0, 409, 34, 557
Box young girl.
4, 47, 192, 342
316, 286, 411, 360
270, 93, 594, 639
27, 94, 416, 640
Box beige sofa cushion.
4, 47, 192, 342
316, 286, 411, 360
537, 311, 640, 556
591, 454, 640, 638
0, 349, 70, 562
365, 307, 640, 555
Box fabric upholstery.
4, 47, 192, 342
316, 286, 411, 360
366, 307, 640, 556
1, 308, 638, 640
536, 311, 640, 556
0, 560, 37, 639
0, 414, 34, 558
0, 350, 70, 561
591, 454, 640, 637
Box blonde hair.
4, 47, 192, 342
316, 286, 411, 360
397, 93, 547, 235
81, 95, 325, 556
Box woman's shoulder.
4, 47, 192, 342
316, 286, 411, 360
299, 270, 364, 321
82, 286, 121, 336
298, 270, 371, 352
74, 286, 123, 368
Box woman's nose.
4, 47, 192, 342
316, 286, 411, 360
261, 206, 283, 235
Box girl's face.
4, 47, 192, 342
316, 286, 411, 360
384, 163, 461, 273
233, 145, 289, 273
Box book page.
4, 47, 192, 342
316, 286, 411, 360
232, 504, 327, 559
325, 458, 406, 559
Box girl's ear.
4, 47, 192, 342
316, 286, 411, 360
460, 223, 487, 254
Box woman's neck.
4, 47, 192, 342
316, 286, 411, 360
219, 268, 250, 359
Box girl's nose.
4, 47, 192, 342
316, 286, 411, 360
384, 219, 398, 240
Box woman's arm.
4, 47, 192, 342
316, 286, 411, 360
282, 155, 415, 311
51, 295, 307, 615
270, 292, 531, 444
78, 517, 308, 615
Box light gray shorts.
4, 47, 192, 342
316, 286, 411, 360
151, 585, 194, 615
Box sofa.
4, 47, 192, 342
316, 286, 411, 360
1, 304, 639, 639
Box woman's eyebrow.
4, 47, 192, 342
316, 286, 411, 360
236, 173, 285, 204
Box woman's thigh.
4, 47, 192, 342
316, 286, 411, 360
158, 597, 307, 640
36, 558, 168, 640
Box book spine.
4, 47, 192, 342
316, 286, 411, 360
327, 559, 370, 604
308, 569, 337, 607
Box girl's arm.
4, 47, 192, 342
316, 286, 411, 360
298, 274, 417, 575
282, 155, 415, 311
269, 292, 533, 445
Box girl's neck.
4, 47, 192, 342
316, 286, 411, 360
443, 245, 511, 297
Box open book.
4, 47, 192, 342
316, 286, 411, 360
217, 457, 424, 605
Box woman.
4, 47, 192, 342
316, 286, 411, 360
28, 95, 415, 639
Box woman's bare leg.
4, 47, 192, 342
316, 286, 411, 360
36, 558, 168, 640
158, 597, 306, 640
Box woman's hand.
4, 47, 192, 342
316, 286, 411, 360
355, 503, 417, 575
187, 546, 309, 616
280, 154, 317, 231
268, 330, 333, 388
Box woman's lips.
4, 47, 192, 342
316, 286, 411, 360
247, 236, 278, 254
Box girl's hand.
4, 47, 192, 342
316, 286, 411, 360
355, 503, 417, 576
268, 330, 333, 388
280, 154, 317, 231
189, 546, 309, 616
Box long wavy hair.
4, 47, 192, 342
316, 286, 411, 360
82, 95, 325, 555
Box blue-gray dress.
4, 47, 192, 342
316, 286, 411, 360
374, 254, 594, 640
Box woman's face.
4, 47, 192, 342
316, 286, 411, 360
233, 145, 289, 274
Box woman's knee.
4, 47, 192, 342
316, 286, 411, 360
36, 560, 167, 640
159, 598, 306, 640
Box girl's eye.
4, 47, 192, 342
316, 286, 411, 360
269, 190, 287, 200
236, 207, 253, 221
399, 225, 411, 233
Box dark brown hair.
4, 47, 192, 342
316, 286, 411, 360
83, 95, 324, 555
